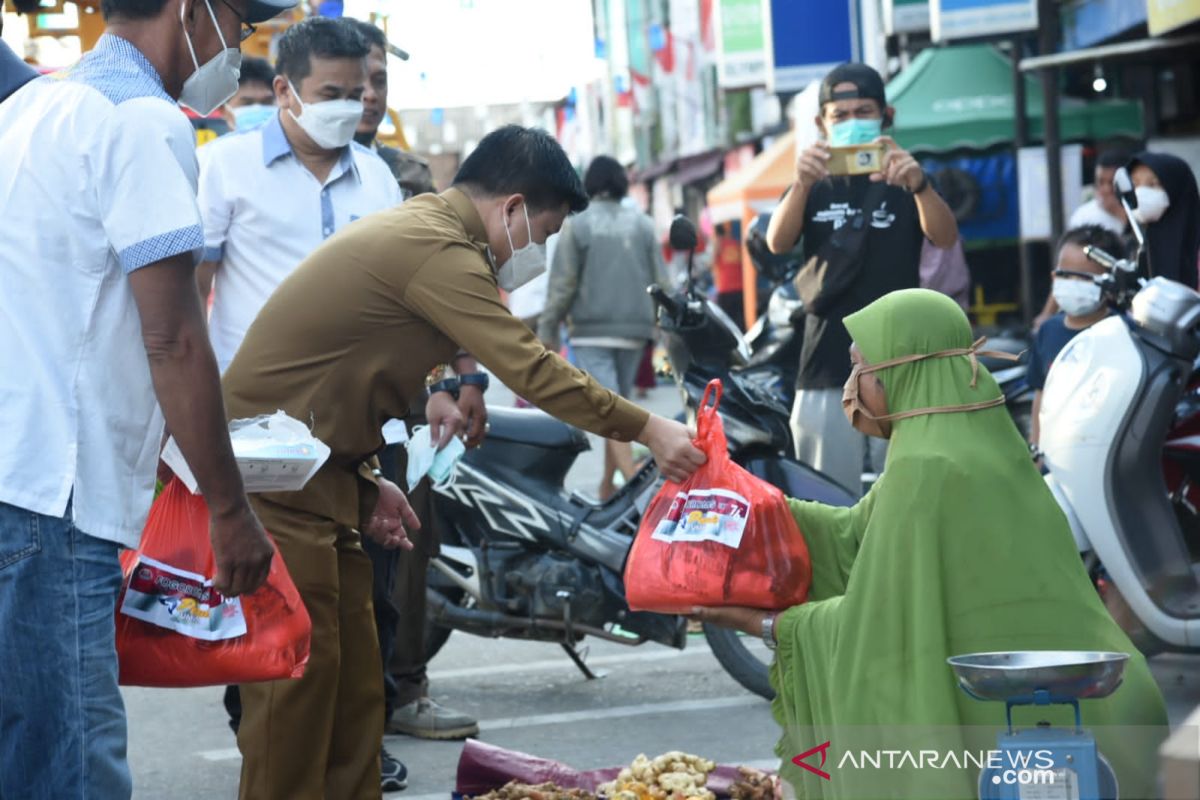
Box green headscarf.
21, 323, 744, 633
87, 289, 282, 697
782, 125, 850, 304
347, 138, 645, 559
769, 290, 1167, 799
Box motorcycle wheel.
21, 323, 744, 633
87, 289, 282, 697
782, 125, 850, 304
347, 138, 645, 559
703, 623, 775, 700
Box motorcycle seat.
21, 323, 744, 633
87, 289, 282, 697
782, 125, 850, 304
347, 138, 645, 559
485, 407, 589, 452
978, 335, 1028, 372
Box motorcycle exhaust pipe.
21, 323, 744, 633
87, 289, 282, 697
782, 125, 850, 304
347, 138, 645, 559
426, 588, 645, 645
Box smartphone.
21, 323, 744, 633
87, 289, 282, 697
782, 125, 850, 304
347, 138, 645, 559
828, 143, 886, 176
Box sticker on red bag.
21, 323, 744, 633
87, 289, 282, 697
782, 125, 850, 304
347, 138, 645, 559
651, 487, 751, 549
119, 555, 247, 641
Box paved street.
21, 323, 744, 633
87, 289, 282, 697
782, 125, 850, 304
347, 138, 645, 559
124, 384, 1200, 797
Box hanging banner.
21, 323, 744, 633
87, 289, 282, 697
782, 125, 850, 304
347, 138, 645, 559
884, 0, 930, 34
930, 0, 1038, 42
1147, 0, 1200, 36
763, 0, 857, 94
714, 0, 768, 89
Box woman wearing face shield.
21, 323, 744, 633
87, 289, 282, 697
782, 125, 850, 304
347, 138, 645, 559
693, 289, 1168, 799
1128, 152, 1200, 289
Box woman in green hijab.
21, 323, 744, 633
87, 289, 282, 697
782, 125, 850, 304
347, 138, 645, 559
696, 289, 1167, 799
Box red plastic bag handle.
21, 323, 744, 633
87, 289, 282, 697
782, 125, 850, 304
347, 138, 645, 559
700, 379, 723, 412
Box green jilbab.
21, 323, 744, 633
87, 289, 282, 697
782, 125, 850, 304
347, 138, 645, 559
769, 290, 1167, 799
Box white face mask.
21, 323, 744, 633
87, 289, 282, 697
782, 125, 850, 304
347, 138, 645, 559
404, 425, 466, 491
1052, 276, 1104, 317
496, 203, 547, 291
231, 104, 275, 131
1133, 185, 1170, 224
287, 81, 363, 150
179, 0, 242, 116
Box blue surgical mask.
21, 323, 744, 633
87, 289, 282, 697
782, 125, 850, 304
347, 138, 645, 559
828, 118, 882, 146
405, 425, 466, 491
231, 104, 276, 131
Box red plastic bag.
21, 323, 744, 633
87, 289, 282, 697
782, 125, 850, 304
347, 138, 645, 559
115, 478, 312, 687
625, 380, 811, 613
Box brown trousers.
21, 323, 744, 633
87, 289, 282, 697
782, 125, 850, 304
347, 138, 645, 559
237, 496, 383, 800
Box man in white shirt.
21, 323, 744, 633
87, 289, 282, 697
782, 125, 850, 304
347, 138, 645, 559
197, 17, 404, 373
0, 0, 294, 797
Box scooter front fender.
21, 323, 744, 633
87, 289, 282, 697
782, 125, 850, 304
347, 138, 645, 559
1044, 472, 1092, 554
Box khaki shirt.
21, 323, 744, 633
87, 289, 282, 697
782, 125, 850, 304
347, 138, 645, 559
222, 187, 650, 528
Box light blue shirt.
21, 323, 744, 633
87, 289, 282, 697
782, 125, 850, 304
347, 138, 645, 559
198, 113, 404, 371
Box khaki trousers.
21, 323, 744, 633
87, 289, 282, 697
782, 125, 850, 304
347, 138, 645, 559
237, 497, 383, 800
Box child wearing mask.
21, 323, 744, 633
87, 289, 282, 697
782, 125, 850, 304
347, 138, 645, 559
1128, 151, 1200, 289
1029, 225, 1125, 447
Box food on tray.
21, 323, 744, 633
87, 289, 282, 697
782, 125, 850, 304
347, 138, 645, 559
468, 781, 597, 800
598, 751, 718, 800
727, 766, 781, 800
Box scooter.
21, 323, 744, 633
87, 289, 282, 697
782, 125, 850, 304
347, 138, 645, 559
1040, 166, 1200, 654
423, 215, 854, 701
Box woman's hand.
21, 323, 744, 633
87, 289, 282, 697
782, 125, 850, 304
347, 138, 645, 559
690, 606, 768, 637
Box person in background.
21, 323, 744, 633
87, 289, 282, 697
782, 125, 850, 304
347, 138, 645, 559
711, 221, 746, 331
0, 0, 296, 797
918, 237, 970, 311
197, 17, 401, 372
539, 154, 670, 500
345, 15, 482, 753
348, 18, 435, 199
1069, 148, 1130, 235
221, 55, 275, 131
765, 61, 957, 495
1028, 225, 1122, 448
1035, 148, 1130, 328
1129, 151, 1200, 289
0, 0, 38, 104
220, 125, 704, 800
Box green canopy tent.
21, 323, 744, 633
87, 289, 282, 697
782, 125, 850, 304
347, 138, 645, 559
886, 43, 1143, 154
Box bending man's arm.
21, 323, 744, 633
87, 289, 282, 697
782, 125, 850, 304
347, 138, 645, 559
405, 252, 705, 482
766, 141, 832, 253
129, 256, 273, 597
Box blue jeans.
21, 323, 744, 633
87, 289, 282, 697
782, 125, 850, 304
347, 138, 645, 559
0, 500, 132, 800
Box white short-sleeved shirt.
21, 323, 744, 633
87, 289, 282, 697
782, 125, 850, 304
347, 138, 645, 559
199, 114, 403, 371
0, 35, 204, 547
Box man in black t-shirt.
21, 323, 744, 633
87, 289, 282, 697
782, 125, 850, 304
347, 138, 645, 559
766, 63, 958, 494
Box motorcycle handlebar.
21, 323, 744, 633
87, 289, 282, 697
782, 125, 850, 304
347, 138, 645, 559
1083, 245, 1137, 274
647, 285, 682, 317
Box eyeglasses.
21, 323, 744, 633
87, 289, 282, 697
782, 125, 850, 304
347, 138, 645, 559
217, 0, 257, 42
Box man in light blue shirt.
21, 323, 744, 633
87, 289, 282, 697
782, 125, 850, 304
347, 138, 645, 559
0, 1, 294, 796
197, 17, 403, 373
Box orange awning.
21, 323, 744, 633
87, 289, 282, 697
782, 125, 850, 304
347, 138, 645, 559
705, 132, 797, 327
706, 132, 795, 224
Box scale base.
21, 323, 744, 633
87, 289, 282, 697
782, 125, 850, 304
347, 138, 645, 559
977, 729, 1117, 800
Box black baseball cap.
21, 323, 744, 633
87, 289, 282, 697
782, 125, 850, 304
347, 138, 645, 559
246, 0, 298, 24
819, 63, 887, 109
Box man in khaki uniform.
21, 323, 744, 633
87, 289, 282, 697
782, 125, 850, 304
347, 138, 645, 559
222, 125, 704, 800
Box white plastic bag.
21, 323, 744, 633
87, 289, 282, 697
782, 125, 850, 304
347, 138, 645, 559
161, 410, 332, 494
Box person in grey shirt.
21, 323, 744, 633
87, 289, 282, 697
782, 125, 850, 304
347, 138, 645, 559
540, 155, 669, 499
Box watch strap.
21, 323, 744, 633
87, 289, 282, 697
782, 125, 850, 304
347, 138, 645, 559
427, 377, 460, 397
459, 372, 490, 390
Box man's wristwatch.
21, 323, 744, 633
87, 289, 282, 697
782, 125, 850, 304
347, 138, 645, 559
425, 363, 459, 397
762, 612, 779, 651
459, 372, 490, 392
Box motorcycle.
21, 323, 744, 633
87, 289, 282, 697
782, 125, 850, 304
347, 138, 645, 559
423, 215, 854, 700
1040, 165, 1200, 654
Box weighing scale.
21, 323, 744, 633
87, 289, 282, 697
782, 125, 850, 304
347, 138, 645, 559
948, 651, 1128, 800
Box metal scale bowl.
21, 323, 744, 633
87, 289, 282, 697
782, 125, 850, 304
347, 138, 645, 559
948, 651, 1127, 800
